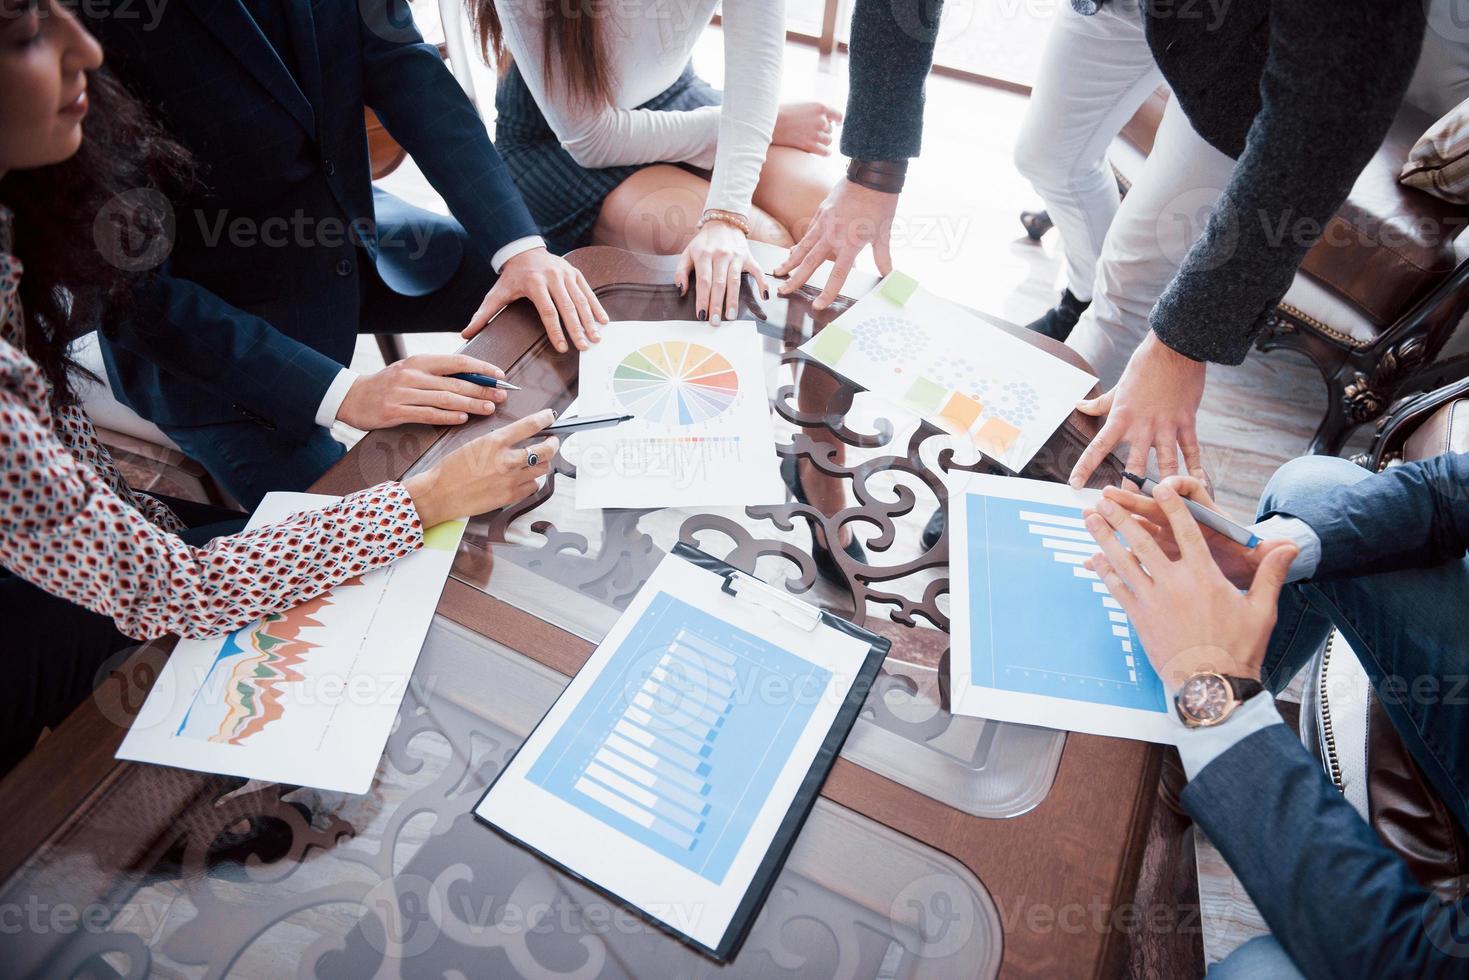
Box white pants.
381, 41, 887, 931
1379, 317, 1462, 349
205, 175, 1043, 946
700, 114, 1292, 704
1066, 95, 1238, 387
1013, 3, 1162, 304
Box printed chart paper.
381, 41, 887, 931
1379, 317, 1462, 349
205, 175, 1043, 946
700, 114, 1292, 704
475, 552, 875, 954
947, 474, 1174, 743
118, 493, 465, 793
574, 320, 783, 509
799, 272, 1097, 471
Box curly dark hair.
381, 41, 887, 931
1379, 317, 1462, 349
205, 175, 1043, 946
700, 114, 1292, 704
0, 68, 192, 407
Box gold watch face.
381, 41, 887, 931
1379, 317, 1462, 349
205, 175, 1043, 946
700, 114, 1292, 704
1178, 673, 1232, 725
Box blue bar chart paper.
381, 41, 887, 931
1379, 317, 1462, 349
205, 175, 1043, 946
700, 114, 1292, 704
473, 550, 883, 958
948, 475, 1175, 744
525, 593, 830, 883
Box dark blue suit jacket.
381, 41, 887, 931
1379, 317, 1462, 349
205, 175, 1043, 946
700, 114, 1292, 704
86, 0, 540, 438
1186, 727, 1469, 979
1188, 452, 1469, 978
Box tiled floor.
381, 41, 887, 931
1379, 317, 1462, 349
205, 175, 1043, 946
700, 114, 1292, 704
367, 26, 1363, 969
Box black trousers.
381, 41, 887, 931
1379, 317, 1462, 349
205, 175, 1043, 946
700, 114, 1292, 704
1, 498, 246, 776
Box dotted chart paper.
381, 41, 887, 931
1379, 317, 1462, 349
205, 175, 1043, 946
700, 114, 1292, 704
800, 273, 1097, 471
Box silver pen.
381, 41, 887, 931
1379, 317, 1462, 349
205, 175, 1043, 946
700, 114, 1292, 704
1121, 471, 1260, 549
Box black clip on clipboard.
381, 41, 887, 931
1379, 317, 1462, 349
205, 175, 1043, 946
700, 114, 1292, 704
473, 541, 890, 964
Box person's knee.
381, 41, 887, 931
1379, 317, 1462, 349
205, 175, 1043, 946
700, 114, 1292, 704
1258, 455, 1370, 520
1012, 127, 1100, 195
1013, 129, 1062, 189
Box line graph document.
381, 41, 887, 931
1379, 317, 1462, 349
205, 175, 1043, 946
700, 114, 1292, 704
573, 320, 783, 510
947, 474, 1174, 743
118, 493, 466, 793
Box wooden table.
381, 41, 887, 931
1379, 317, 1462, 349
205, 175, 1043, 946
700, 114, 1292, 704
0, 246, 1166, 979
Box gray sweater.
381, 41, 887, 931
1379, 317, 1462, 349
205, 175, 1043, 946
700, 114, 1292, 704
841, 0, 1427, 365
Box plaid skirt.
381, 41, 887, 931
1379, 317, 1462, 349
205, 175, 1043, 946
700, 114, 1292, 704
494, 61, 722, 254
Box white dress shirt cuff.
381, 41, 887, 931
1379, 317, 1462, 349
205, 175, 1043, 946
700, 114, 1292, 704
1251, 515, 1323, 582
1176, 692, 1286, 780
315, 367, 360, 428
491, 236, 546, 274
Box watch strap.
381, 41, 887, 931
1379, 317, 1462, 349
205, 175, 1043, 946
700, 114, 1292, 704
1225, 676, 1264, 703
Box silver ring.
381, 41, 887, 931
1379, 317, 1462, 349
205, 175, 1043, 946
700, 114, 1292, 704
526, 450, 539, 468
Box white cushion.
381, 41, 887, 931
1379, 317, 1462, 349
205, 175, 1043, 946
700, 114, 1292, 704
69, 332, 181, 450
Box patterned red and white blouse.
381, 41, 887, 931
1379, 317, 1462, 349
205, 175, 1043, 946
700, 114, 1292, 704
0, 206, 424, 640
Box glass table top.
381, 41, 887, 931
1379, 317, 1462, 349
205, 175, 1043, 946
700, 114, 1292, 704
2, 620, 1003, 978
406, 279, 1068, 818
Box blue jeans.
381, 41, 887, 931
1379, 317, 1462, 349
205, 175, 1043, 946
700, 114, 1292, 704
1208, 934, 1304, 978
1255, 454, 1469, 835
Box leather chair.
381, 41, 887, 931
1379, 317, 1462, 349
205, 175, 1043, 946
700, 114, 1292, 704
1298, 379, 1469, 899
1108, 89, 1469, 457
1255, 107, 1469, 455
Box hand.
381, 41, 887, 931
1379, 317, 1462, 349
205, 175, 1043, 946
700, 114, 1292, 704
774, 177, 898, 310
1069, 332, 1208, 488
772, 101, 842, 155
1099, 476, 1297, 589
337, 354, 509, 430
675, 220, 767, 326
1082, 482, 1298, 695
461, 247, 609, 353
404, 409, 559, 526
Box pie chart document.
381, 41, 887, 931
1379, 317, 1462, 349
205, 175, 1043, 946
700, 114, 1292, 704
575, 320, 784, 510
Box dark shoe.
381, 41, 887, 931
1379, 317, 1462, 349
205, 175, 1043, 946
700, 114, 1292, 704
1024, 287, 1090, 343
1020, 208, 1053, 241
921, 508, 944, 552
781, 457, 866, 585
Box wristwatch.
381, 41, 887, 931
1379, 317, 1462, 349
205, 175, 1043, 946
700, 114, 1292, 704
1174, 672, 1264, 728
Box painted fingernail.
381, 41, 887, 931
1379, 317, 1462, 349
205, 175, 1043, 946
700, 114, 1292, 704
698, 309, 707, 321
727, 306, 737, 319
457, 413, 468, 422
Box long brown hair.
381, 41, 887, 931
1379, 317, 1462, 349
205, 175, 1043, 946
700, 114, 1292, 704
472, 0, 615, 108
0, 70, 192, 407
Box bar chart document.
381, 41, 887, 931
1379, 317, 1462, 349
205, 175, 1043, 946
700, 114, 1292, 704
947, 474, 1175, 743
118, 493, 466, 793
573, 320, 784, 510
475, 548, 885, 959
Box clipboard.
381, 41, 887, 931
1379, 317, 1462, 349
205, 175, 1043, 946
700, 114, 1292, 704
473, 542, 890, 963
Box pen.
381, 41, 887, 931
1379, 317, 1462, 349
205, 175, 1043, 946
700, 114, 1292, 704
450, 372, 520, 391
1121, 471, 1260, 549
543, 412, 635, 435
